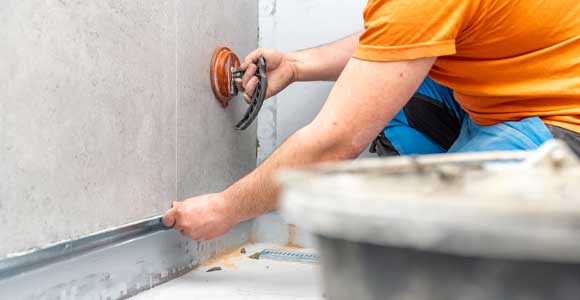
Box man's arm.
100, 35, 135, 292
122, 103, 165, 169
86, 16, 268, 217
237, 33, 361, 102
163, 56, 436, 240
289, 32, 362, 81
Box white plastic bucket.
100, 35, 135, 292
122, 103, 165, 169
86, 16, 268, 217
280, 141, 580, 300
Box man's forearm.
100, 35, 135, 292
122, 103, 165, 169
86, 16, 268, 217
287, 32, 361, 82
223, 123, 357, 223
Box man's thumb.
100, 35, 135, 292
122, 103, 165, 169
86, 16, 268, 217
162, 207, 177, 227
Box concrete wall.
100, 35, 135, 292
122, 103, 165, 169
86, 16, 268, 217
254, 0, 368, 245
0, 0, 258, 257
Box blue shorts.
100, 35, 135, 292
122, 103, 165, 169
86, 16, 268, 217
372, 77, 555, 156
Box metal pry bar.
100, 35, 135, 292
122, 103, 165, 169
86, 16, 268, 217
233, 57, 268, 131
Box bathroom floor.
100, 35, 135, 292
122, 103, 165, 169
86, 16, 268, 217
130, 243, 324, 300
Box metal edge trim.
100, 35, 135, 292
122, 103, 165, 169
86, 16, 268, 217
0, 215, 171, 280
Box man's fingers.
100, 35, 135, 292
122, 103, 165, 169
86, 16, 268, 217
235, 78, 244, 93
243, 48, 263, 66
241, 63, 258, 87
238, 48, 264, 72
244, 77, 259, 103
162, 207, 177, 227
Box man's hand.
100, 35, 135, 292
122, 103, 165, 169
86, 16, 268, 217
162, 193, 237, 241
235, 33, 362, 104
235, 48, 298, 103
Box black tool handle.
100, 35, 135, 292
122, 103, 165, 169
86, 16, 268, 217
232, 57, 268, 131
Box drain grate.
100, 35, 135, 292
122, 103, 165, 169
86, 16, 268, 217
259, 249, 320, 264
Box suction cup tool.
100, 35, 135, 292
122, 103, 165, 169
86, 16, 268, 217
209, 47, 268, 130
210, 47, 240, 107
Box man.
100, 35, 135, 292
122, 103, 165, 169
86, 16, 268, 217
163, 0, 579, 240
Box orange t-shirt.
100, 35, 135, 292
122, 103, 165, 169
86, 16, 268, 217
354, 0, 580, 133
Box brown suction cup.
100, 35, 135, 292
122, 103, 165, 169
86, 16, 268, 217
210, 47, 240, 108
209, 47, 268, 130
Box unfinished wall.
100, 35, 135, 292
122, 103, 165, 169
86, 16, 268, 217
0, 0, 258, 257
254, 0, 367, 245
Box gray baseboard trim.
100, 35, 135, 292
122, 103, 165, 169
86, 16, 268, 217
0, 215, 171, 280
0, 219, 251, 300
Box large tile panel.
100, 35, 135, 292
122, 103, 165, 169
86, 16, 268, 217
0, 0, 177, 256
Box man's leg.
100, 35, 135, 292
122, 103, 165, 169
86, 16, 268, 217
449, 117, 549, 152
370, 77, 579, 157
370, 77, 466, 156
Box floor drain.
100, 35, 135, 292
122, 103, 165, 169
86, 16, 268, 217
259, 249, 320, 264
